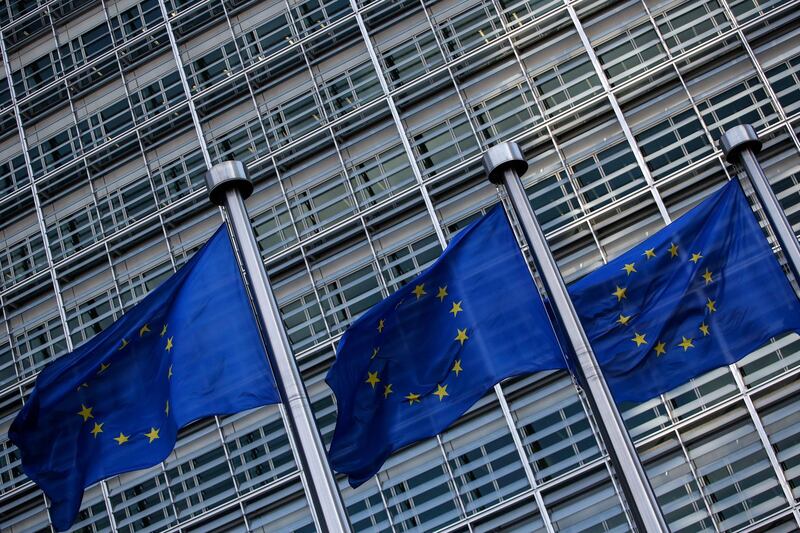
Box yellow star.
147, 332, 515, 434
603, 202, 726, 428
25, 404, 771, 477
617, 314, 631, 326
144, 427, 160, 443
437, 286, 448, 302
706, 298, 717, 313
371, 347, 380, 359
643, 248, 656, 259
76, 382, 89, 391
452, 359, 463, 376
678, 336, 695, 351
631, 332, 647, 347
699, 322, 710, 336
702, 269, 713, 285
160, 324, 168, 337
139, 323, 151, 337
412, 284, 426, 299
405, 392, 421, 405
118, 338, 128, 351
377, 319, 385, 333
77, 404, 94, 422
450, 301, 463, 317
689, 252, 703, 263
114, 432, 129, 445
612, 286, 627, 301
434, 384, 448, 401
365, 371, 380, 388
455, 328, 469, 345
97, 362, 111, 375
165, 400, 170, 416
90, 422, 104, 438
668, 243, 679, 258
383, 384, 393, 399
165, 336, 174, 352
654, 342, 667, 356
168, 364, 173, 380
622, 263, 636, 275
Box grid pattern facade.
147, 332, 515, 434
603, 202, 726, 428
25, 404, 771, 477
1, 0, 800, 531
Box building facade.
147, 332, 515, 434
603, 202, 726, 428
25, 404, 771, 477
1, 0, 799, 531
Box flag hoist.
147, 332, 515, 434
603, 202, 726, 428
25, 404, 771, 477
205, 161, 351, 533
481, 142, 668, 532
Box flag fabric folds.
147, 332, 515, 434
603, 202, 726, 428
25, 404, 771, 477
10, 225, 281, 530
326, 204, 567, 486
569, 180, 800, 402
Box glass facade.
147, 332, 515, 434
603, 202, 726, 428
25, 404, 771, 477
1, 0, 800, 531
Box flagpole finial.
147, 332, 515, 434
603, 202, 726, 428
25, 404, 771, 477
719, 124, 762, 164
482, 142, 528, 184
206, 160, 254, 206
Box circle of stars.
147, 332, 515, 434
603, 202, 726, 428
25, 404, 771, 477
74, 322, 173, 448
365, 282, 468, 408
610, 243, 718, 359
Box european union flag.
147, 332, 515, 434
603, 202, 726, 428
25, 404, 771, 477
569, 180, 800, 402
326, 205, 567, 486
10, 225, 280, 530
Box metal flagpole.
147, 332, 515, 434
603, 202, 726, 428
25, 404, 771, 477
482, 143, 668, 533
719, 124, 800, 284
206, 161, 351, 532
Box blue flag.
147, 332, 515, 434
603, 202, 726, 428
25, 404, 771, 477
569, 180, 800, 402
10, 225, 281, 530
326, 205, 567, 486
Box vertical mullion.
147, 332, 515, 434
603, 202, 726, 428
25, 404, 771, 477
493, 382, 557, 533
155, 0, 215, 171
435, 433, 470, 520
565, 1, 672, 225
346, 0, 449, 250
729, 365, 800, 527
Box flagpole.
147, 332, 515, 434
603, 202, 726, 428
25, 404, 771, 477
719, 124, 800, 284
205, 161, 351, 533
483, 143, 667, 533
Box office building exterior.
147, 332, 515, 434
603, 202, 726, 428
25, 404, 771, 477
1, 0, 799, 530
